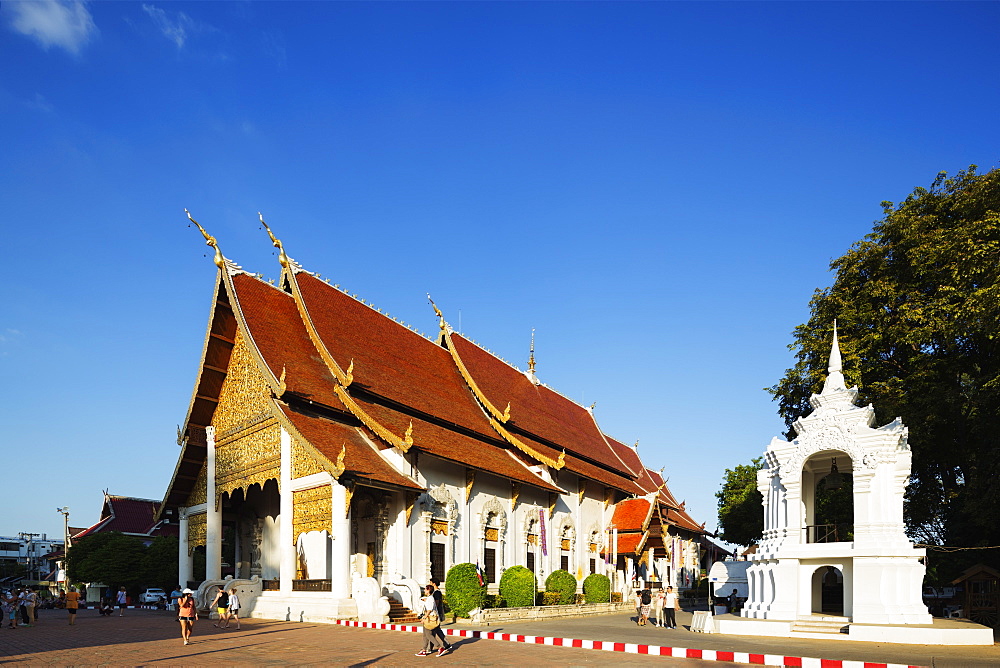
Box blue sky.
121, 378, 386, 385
2, 1, 998, 542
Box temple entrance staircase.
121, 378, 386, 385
388, 598, 419, 624
791, 614, 849, 634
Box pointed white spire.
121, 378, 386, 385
822, 320, 847, 393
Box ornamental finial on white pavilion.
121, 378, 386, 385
822, 319, 847, 393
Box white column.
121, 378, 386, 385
279, 428, 294, 594
330, 480, 351, 599
178, 508, 192, 587
205, 426, 222, 581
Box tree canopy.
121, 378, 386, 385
67, 532, 178, 594
768, 166, 1000, 580
716, 457, 764, 547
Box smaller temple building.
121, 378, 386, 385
716, 327, 993, 645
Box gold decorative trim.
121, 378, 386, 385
343, 480, 355, 519
431, 519, 449, 536
527, 534, 538, 546
186, 209, 224, 269
331, 384, 413, 452
187, 512, 207, 550
485, 527, 499, 542
444, 331, 511, 424
561, 539, 570, 551
270, 396, 349, 479
604, 487, 614, 510
548, 492, 557, 519
405, 491, 418, 525
293, 485, 332, 546
578, 480, 587, 504
589, 542, 598, 553
488, 417, 564, 469
465, 469, 475, 500
511, 482, 521, 511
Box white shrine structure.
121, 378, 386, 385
716, 327, 993, 644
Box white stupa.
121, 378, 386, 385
716, 326, 992, 644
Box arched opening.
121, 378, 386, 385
802, 452, 854, 543
811, 566, 844, 615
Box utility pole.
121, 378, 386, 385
19, 532, 40, 582
56, 508, 70, 587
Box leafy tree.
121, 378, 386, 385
67, 532, 147, 594
716, 457, 764, 547
142, 536, 179, 590
768, 166, 1000, 579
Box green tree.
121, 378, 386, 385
544, 569, 577, 605
142, 536, 179, 590
67, 532, 147, 594
444, 563, 486, 618
768, 166, 1000, 579
716, 457, 764, 547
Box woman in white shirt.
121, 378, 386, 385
415, 585, 450, 657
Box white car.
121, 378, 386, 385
139, 588, 166, 604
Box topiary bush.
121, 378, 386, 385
444, 563, 486, 618
498, 565, 536, 608
583, 573, 611, 603
544, 569, 578, 605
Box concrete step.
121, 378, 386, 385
790, 615, 849, 634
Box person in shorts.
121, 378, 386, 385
211, 588, 230, 629
65, 587, 80, 626
177, 588, 198, 645
116, 586, 128, 616
223, 591, 241, 630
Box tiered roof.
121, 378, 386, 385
160, 218, 711, 539
74, 494, 177, 541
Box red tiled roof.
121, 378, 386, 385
74, 496, 163, 539
351, 395, 563, 493
232, 274, 346, 411
449, 334, 635, 476
610, 498, 653, 531
277, 402, 422, 491
602, 531, 646, 556
665, 507, 706, 534
295, 274, 495, 439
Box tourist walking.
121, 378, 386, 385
22, 587, 36, 626
662, 586, 679, 629
428, 579, 452, 652
223, 591, 241, 629
169, 585, 183, 612
415, 585, 450, 657
638, 587, 652, 626
177, 588, 198, 645
116, 586, 128, 616
64, 587, 80, 626
211, 588, 230, 628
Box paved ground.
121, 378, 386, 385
0, 609, 746, 667
448, 608, 1000, 668
3, 607, 997, 667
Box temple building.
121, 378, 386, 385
159, 215, 711, 622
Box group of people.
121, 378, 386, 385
634, 585, 680, 629
2, 586, 40, 628
415, 579, 452, 657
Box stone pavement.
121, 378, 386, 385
0, 608, 744, 666
447, 608, 1000, 668
3, 608, 997, 667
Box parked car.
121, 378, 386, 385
139, 588, 166, 604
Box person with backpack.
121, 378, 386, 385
638, 587, 652, 626
428, 579, 452, 653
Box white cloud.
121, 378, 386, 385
7, 0, 96, 55
142, 3, 196, 49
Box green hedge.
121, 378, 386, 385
498, 565, 536, 608
444, 563, 486, 618
583, 573, 611, 603
544, 569, 577, 605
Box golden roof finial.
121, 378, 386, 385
259, 212, 290, 269
528, 328, 536, 374
185, 209, 224, 269
427, 294, 447, 331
